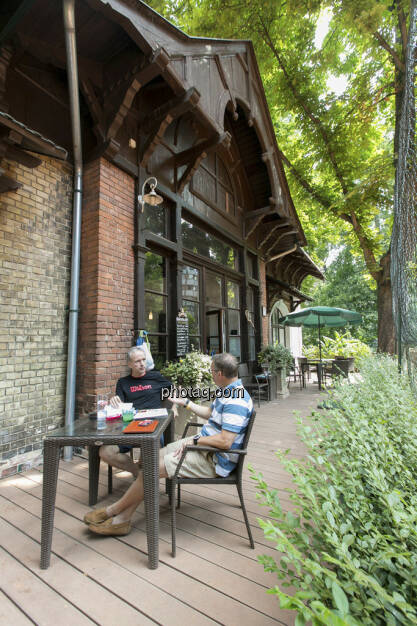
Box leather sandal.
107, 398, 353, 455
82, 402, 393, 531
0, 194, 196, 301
83, 507, 110, 525
88, 517, 132, 536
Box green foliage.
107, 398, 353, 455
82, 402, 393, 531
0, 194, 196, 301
258, 343, 294, 373
161, 352, 213, 388
303, 330, 372, 360
250, 355, 417, 624
305, 246, 378, 347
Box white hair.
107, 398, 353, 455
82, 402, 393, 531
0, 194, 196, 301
127, 346, 146, 363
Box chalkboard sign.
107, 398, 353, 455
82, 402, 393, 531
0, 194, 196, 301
176, 316, 189, 356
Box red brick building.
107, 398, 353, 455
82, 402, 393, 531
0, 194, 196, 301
0, 0, 322, 475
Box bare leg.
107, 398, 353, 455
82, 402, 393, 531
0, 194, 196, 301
99, 445, 139, 477
106, 455, 168, 524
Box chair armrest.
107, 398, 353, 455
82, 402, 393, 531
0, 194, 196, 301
173, 444, 248, 477
182, 421, 204, 438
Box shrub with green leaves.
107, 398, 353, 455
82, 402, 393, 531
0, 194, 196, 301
258, 343, 294, 373
160, 351, 213, 389
251, 355, 417, 625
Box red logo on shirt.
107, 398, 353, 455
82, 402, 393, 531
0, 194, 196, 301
130, 384, 152, 392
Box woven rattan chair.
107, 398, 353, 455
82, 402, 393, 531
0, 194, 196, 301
170, 410, 256, 556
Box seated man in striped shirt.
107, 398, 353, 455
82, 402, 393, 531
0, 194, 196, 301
83, 353, 253, 536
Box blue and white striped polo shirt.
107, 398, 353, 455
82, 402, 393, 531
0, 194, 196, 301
200, 379, 253, 477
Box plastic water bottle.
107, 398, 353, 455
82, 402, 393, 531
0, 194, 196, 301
97, 395, 107, 430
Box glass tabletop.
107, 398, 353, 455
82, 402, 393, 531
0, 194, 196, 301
45, 412, 173, 439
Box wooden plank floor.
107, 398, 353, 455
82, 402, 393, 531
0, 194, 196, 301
0, 383, 322, 626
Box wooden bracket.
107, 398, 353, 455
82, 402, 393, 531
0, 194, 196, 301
140, 87, 200, 167
0, 167, 22, 193
264, 229, 297, 258
106, 48, 170, 143
176, 132, 231, 193
257, 220, 290, 248
243, 206, 276, 240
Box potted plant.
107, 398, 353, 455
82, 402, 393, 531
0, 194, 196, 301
161, 352, 213, 437
258, 343, 293, 398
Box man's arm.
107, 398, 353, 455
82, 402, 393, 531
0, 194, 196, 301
173, 428, 236, 458
110, 378, 126, 408
170, 396, 212, 420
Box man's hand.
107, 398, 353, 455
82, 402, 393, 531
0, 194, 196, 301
109, 395, 122, 409
173, 438, 193, 459
168, 388, 188, 407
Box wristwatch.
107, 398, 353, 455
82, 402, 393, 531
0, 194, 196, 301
184, 398, 191, 409
193, 434, 200, 445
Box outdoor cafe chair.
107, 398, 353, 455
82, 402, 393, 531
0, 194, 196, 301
170, 411, 257, 556
238, 363, 269, 407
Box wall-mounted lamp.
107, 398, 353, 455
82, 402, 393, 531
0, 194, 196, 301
138, 176, 163, 212
148, 311, 153, 321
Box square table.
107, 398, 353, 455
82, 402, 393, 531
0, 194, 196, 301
40, 411, 174, 570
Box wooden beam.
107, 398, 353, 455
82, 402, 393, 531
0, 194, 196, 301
3, 143, 41, 168
106, 48, 170, 141
139, 88, 201, 167
215, 55, 238, 120
0, 114, 67, 160
141, 87, 200, 134
243, 205, 275, 221
264, 229, 297, 258
176, 132, 231, 193
175, 132, 231, 167
258, 221, 290, 249
266, 244, 297, 264
80, 77, 106, 142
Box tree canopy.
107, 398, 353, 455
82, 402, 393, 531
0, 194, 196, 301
147, 0, 416, 351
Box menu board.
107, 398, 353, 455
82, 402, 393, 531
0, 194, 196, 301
176, 316, 189, 356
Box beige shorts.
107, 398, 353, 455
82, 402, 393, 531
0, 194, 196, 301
163, 438, 217, 479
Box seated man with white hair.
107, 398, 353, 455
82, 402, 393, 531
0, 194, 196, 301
99, 346, 173, 476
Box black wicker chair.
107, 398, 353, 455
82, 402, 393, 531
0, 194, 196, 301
238, 364, 269, 407
170, 410, 256, 557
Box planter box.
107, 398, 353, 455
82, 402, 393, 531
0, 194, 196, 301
333, 358, 355, 377
174, 403, 209, 439
269, 367, 289, 399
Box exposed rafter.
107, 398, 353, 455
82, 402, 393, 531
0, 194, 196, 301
257, 220, 290, 248
106, 48, 170, 142
176, 132, 231, 193
140, 87, 200, 167
264, 228, 297, 258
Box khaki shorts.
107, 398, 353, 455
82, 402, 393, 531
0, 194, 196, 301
163, 438, 217, 479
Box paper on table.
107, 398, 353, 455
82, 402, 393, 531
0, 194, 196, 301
133, 408, 168, 420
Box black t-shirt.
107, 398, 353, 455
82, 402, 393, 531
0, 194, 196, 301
115, 370, 172, 410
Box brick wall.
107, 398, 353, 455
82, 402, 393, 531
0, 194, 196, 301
259, 260, 269, 346
77, 158, 135, 414
0, 156, 72, 474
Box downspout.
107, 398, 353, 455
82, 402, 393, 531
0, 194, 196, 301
63, 0, 83, 460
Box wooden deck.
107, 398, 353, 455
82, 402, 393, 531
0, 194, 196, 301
0, 384, 321, 626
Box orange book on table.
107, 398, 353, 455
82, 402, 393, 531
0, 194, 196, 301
123, 419, 158, 433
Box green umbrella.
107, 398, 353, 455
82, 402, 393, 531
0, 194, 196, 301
279, 306, 362, 388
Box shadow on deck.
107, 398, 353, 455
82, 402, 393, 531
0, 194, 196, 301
0, 383, 323, 626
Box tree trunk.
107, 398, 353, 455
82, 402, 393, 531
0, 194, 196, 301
377, 250, 395, 354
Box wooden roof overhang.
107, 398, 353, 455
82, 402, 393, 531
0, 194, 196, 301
0, 110, 67, 192
0, 0, 322, 286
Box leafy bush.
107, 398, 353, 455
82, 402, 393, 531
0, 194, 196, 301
258, 343, 294, 373
251, 355, 417, 625
160, 352, 213, 388
303, 331, 372, 362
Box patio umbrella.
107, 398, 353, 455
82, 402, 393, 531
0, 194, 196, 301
278, 306, 362, 388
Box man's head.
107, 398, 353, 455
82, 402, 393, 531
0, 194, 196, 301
127, 347, 147, 377
211, 353, 238, 388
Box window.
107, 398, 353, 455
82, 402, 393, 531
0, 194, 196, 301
143, 203, 167, 238
227, 280, 241, 359
182, 265, 201, 351
247, 287, 257, 361
191, 154, 236, 217
182, 218, 238, 270
271, 304, 286, 346
144, 252, 167, 368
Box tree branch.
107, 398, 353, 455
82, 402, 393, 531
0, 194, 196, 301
396, 0, 408, 58
349, 212, 380, 281
259, 17, 349, 196
373, 31, 405, 71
